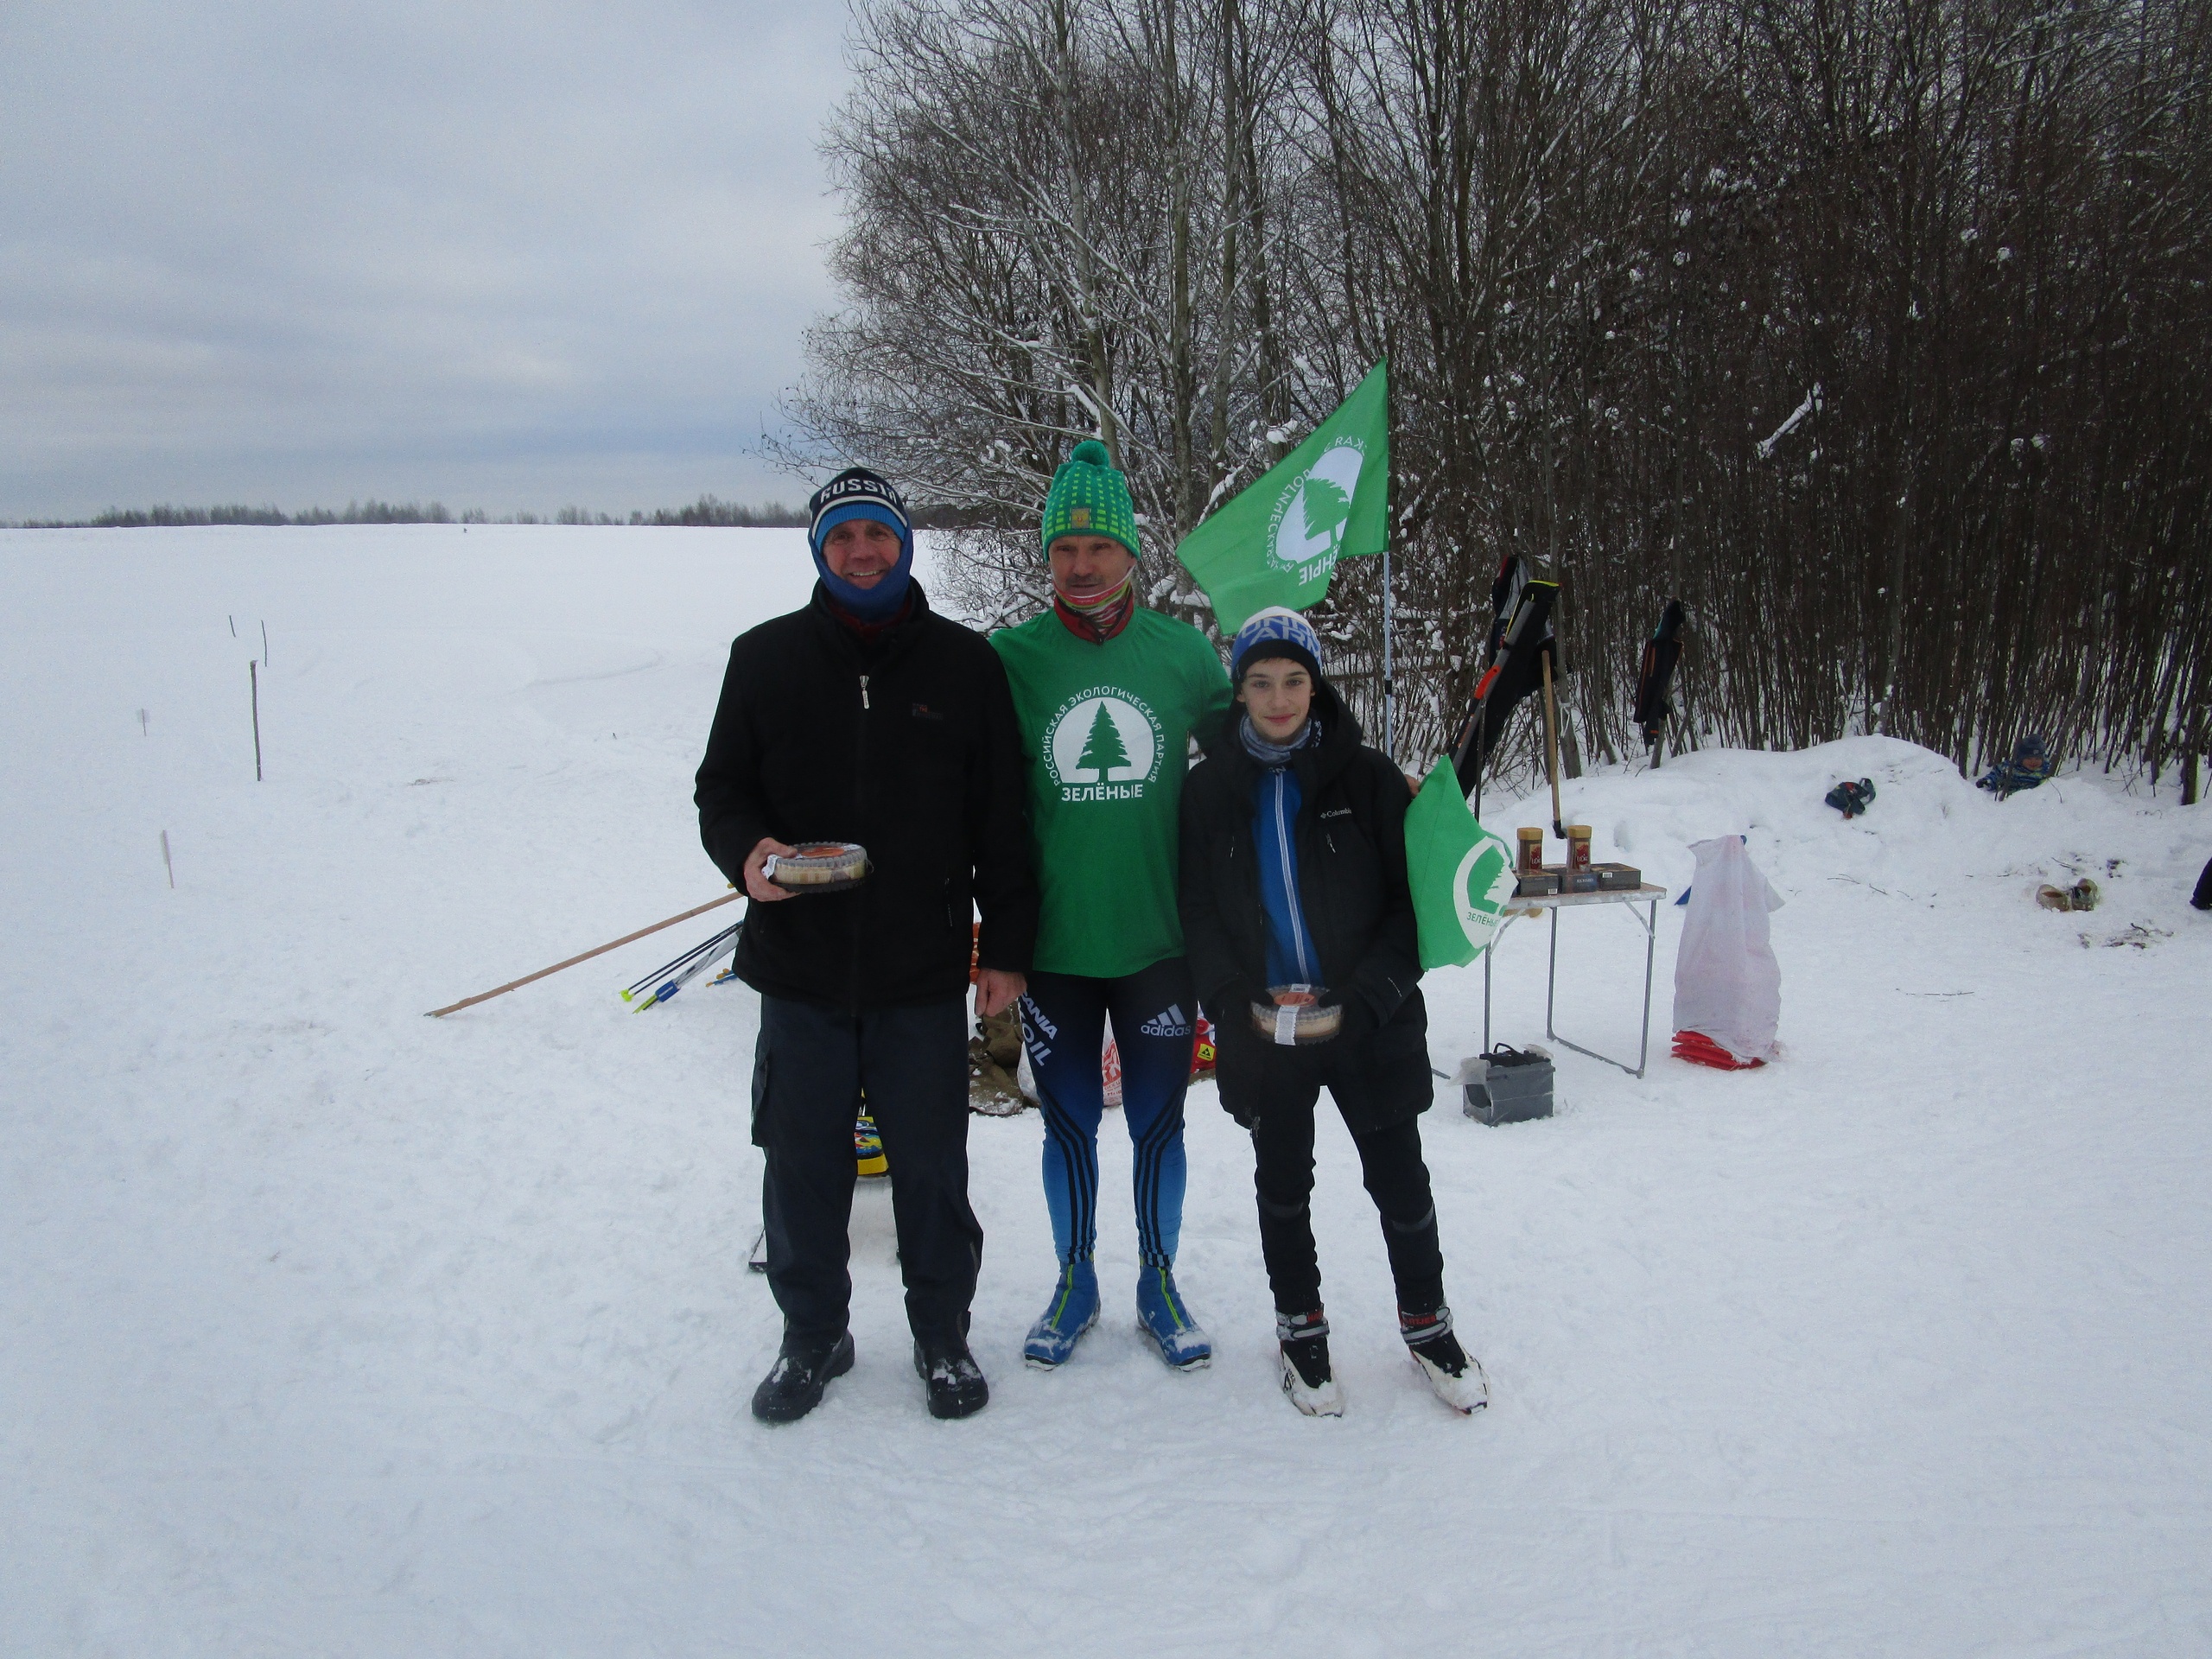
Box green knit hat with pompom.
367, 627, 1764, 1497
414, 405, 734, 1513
1040, 438, 1140, 559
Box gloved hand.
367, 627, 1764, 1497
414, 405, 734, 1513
1207, 981, 1263, 1032
1331, 995, 1377, 1044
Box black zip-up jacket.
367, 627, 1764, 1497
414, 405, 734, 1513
1179, 682, 1426, 1044
696, 581, 1037, 1007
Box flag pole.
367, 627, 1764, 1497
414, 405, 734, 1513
1382, 547, 1395, 760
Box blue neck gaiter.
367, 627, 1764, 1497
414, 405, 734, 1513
810, 503, 915, 622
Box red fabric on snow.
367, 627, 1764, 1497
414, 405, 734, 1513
1672, 1029, 1766, 1071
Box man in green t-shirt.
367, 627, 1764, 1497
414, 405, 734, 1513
991, 439, 1231, 1371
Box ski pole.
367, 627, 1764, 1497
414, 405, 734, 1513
624, 936, 730, 1001
632, 925, 743, 1010
623, 921, 742, 999
427, 889, 741, 1017
632, 947, 725, 1011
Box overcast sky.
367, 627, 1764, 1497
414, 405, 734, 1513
0, 1, 852, 521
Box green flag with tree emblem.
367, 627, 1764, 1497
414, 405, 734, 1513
1405, 758, 1518, 970
1175, 360, 1389, 633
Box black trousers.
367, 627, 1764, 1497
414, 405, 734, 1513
1240, 1050, 1446, 1319
752, 992, 981, 1344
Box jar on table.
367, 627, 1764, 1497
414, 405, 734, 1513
1516, 826, 1545, 875
1567, 824, 1593, 873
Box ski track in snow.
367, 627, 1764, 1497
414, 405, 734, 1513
3, 524, 2209, 1657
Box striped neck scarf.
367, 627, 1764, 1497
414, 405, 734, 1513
1239, 712, 1320, 767
1052, 566, 1137, 644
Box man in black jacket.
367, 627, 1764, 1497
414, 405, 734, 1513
696, 466, 1036, 1424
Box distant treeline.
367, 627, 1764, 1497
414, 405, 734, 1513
5, 495, 958, 531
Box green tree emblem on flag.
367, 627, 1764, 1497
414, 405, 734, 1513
1175, 360, 1389, 632
1456, 842, 1510, 943
1405, 758, 1516, 969
1301, 474, 1351, 551
1077, 702, 1131, 779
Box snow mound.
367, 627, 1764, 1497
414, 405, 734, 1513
1484, 734, 2203, 941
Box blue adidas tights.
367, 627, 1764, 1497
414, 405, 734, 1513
1020, 957, 1196, 1268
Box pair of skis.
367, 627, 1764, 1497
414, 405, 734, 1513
620, 921, 742, 1011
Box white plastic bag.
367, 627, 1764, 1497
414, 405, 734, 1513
1671, 836, 1784, 1062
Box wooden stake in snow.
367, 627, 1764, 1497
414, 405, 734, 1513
1541, 651, 1566, 838
161, 830, 175, 889
138, 708, 149, 736
261, 620, 269, 667
229, 614, 237, 637
250, 660, 263, 781
426, 890, 743, 1018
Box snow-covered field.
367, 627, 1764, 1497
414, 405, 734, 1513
4, 524, 2209, 1657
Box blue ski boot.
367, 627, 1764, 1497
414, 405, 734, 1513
1135, 1262, 1211, 1370
1023, 1258, 1100, 1370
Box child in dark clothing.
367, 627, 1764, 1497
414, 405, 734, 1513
1178, 607, 1487, 1417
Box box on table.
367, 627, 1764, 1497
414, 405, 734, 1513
1515, 870, 1560, 897
1458, 1046, 1554, 1125
1593, 861, 1643, 891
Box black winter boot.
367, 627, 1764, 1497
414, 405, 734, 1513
751, 1330, 855, 1424
913, 1332, 989, 1419
1276, 1308, 1344, 1417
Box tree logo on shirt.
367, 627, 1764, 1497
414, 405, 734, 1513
1044, 687, 1163, 802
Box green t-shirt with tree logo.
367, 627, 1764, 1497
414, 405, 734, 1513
991, 607, 1232, 978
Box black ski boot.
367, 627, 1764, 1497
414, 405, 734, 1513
750, 1330, 854, 1424
1276, 1308, 1344, 1417
912, 1332, 990, 1419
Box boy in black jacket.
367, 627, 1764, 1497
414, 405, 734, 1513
1179, 607, 1486, 1417
696, 467, 1037, 1425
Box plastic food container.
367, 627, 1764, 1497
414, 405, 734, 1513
766, 842, 871, 892
1249, 984, 1344, 1046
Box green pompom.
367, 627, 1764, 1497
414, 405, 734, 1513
1071, 438, 1112, 468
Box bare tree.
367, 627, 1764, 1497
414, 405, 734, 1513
785, 0, 2211, 779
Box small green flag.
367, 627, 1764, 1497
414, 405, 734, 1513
1174, 360, 1389, 634
1406, 759, 1517, 971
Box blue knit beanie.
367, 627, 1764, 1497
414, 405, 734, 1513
1230, 606, 1325, 683
807, 467, 914, 621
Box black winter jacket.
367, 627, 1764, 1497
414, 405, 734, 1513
696, 582, 1037, 1007
1178, 684, 1431, 1128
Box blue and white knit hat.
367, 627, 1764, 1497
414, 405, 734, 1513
1230, 606, 1325, 683
806, 466, 914, 620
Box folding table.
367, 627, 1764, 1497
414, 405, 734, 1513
1481, 884, 1669, 1078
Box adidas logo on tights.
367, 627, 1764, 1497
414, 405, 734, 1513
1138, 1004, 1192, 1039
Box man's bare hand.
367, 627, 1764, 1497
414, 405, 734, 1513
742, 836, 798, 902
976, 968, 1026, 1020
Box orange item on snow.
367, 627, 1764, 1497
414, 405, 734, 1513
1672, 1029, 1766, 1071
1102, 1035, 1122, 1109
